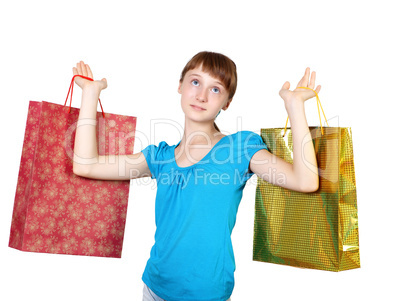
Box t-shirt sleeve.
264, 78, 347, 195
239, 131, 269, 182
141, 141, 169, 180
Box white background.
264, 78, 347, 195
1, 0, 400, 300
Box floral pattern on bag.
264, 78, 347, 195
9, 101, 136, 258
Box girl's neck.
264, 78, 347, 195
180, 119, 223, 147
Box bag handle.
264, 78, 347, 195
283, 86, 328, 136
64, 75, 106, 118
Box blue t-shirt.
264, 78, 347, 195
141, 130, 268, 301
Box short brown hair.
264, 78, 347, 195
180, 51, 237, 101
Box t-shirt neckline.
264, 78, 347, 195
172, 133, 233, 170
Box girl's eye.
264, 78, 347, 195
191, 80, 199, 86
211, 87, 220, 94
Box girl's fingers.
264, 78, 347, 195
281, 81, 290, 90
74, 61, 94, 79
303, 67, 310, 87
309, 71, 316, 89
76, 62, 83, 75
86, 64, 93, 79
80, 61, 88, 77
297, 67, 309, 87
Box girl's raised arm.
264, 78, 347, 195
72, 61, 152, 180
249, 68, 320, 192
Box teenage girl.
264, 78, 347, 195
72, 51, 320, 301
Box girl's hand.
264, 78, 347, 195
72, 61, 107, 92
279, 67, 321, 109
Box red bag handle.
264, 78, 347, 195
64, 75, 106, 118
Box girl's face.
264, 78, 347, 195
178, 66, 231, 124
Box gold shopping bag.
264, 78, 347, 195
253, 89, 360, 271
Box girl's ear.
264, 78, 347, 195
178, 81, 182, 94
223, 98, 232, 110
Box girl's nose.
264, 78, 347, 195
196, 88, 208, 102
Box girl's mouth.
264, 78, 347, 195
190, 105, 206, 111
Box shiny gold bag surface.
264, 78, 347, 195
253, 126, 360, 271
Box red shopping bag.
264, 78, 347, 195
9, 77, 136, 258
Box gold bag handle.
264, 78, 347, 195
283, 86, 329, 137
